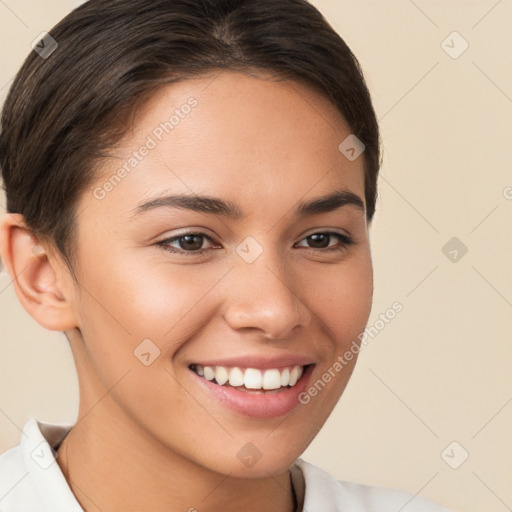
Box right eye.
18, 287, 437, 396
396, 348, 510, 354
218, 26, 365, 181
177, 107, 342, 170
156, 231, 219, 256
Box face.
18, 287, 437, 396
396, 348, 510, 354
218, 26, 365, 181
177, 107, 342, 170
64, 70, 373, 478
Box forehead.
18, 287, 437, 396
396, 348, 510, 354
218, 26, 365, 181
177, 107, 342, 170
82, 70, 366, 224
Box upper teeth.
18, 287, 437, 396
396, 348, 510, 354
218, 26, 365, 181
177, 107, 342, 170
192, 364, 304, 390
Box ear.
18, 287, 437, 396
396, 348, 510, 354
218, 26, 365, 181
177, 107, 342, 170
0, 213, 78, 331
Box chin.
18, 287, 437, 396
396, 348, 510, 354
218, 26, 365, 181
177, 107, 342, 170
198, 438, 309, 479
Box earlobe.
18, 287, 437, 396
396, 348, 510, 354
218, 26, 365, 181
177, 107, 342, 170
0, 213, 78, 332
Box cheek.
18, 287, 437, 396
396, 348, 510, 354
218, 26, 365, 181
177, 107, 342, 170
121, 260, 233, 348
72, 261, 210, 424
309, 252, 373, 348
292, 256, 372, 434
80, 250, 222, 331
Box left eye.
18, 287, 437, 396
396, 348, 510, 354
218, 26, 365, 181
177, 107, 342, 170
156, 231, 353, 255
295, 232, 353, 251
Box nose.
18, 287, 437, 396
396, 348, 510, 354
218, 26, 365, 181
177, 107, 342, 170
221, 251, 311, 340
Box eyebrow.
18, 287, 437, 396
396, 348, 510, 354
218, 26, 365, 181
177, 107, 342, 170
130, 188, 365, 220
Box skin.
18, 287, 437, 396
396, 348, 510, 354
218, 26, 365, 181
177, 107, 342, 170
0, 69, 373, 512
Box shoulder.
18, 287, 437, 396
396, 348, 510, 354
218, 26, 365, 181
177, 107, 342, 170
295, 458, 456, 512
0, 417, 81, 512
0, 441, 40, 511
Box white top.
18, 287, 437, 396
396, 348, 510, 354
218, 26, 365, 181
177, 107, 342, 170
0, 417, 455, 511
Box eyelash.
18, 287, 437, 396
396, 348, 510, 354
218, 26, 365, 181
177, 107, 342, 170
156, 230, 354, 256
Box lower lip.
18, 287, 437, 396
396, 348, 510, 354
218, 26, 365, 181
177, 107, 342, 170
191, 365, 314, 419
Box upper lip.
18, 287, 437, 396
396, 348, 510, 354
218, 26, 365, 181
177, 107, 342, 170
189, 354, 315, 370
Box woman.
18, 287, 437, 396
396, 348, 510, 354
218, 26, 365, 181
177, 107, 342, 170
0, 0, 454, 510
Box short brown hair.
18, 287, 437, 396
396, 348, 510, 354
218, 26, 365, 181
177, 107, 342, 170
0, 0, 381, 279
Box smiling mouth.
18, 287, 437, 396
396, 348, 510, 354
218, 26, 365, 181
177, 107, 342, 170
189, 364, 309, 394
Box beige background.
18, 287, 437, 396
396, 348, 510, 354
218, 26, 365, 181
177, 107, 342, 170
1, 1, 511, 511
